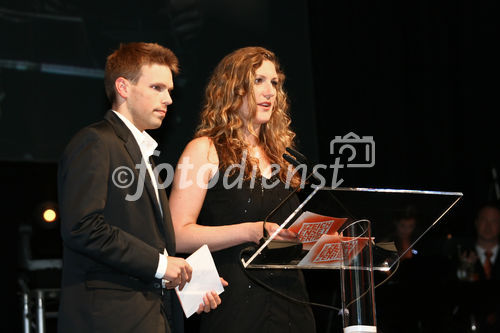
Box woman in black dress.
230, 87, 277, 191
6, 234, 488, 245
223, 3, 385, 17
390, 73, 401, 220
169, 46, 316, 333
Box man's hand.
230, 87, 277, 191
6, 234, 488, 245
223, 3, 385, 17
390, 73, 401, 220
196, 278, 229, 314
163, 256, 192, 290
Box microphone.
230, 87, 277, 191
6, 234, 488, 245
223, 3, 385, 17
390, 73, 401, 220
285, 147, 308, 165
283, 153, 301, 168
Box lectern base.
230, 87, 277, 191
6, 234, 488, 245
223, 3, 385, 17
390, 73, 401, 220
344, 325, 377, 333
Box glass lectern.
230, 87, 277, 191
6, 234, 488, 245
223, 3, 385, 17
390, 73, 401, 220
241, 186, 463, 332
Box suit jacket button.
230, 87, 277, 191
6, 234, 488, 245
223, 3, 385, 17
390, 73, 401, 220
153, 282, 161, 289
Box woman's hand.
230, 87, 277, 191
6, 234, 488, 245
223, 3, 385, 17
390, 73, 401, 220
264, 222, 298, 241
246, 221, 298, 244
196, 278, 229, 314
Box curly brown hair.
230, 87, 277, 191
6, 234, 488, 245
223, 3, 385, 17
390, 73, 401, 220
195, 46, 300, 187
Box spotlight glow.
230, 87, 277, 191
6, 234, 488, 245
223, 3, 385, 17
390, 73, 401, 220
43, 209, 57, 223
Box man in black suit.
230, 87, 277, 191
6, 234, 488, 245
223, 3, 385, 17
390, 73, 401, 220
456, 202, 500, 332
473, 203, 500, 280
458, 202, 500, 280
58, 42, 223, 333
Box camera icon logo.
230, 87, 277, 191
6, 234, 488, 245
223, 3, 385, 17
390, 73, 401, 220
330, 132, 375, 168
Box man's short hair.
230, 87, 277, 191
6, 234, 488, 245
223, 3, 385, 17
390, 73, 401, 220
104, 42, 179, 103
475, 200, 500, 219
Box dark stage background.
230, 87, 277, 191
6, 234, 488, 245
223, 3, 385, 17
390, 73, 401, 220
1, 0, 498, 332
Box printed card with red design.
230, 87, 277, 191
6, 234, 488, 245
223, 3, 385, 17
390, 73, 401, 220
297, 234, 371, 267
288, 211, 347, 250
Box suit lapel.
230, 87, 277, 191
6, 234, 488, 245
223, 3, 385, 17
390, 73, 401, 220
492, 255, 500, 279
104, 111, 168, 241
149, 157, 176, 254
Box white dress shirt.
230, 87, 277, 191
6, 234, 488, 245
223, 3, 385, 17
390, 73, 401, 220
476, 243, 498, 266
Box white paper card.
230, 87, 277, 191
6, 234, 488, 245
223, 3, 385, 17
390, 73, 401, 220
175, 244, 224, 318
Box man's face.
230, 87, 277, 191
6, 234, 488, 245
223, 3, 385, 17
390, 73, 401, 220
475, 206, 500, 242
396, 218, 416, 239
125, 63, 174, 131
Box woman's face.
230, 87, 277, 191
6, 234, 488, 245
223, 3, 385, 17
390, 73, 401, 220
239, 60, 278, 127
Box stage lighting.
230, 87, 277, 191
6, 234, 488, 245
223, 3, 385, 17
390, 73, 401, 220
42, 208, 57, 223
34, 201, 59, 229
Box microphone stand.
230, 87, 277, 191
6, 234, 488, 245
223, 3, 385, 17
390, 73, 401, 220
263, 147, 355, 234
261, 147, 318, 238
242, 148, 321, 268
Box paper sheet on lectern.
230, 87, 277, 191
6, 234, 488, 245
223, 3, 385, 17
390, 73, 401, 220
175, 244, 224, 318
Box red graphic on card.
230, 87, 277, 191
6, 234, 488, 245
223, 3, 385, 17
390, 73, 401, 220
288, 212, 347, 250
313, 242, 343, 263
298, 235, 370, 266
298, 221, 335, 243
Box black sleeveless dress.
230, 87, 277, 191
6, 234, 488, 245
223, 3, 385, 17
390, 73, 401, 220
197, 170, 316, 333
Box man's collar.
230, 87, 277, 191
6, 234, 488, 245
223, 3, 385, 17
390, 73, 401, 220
112, 110, 158, 158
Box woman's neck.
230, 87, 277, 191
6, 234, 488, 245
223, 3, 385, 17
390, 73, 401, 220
242, 126, 260, 147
